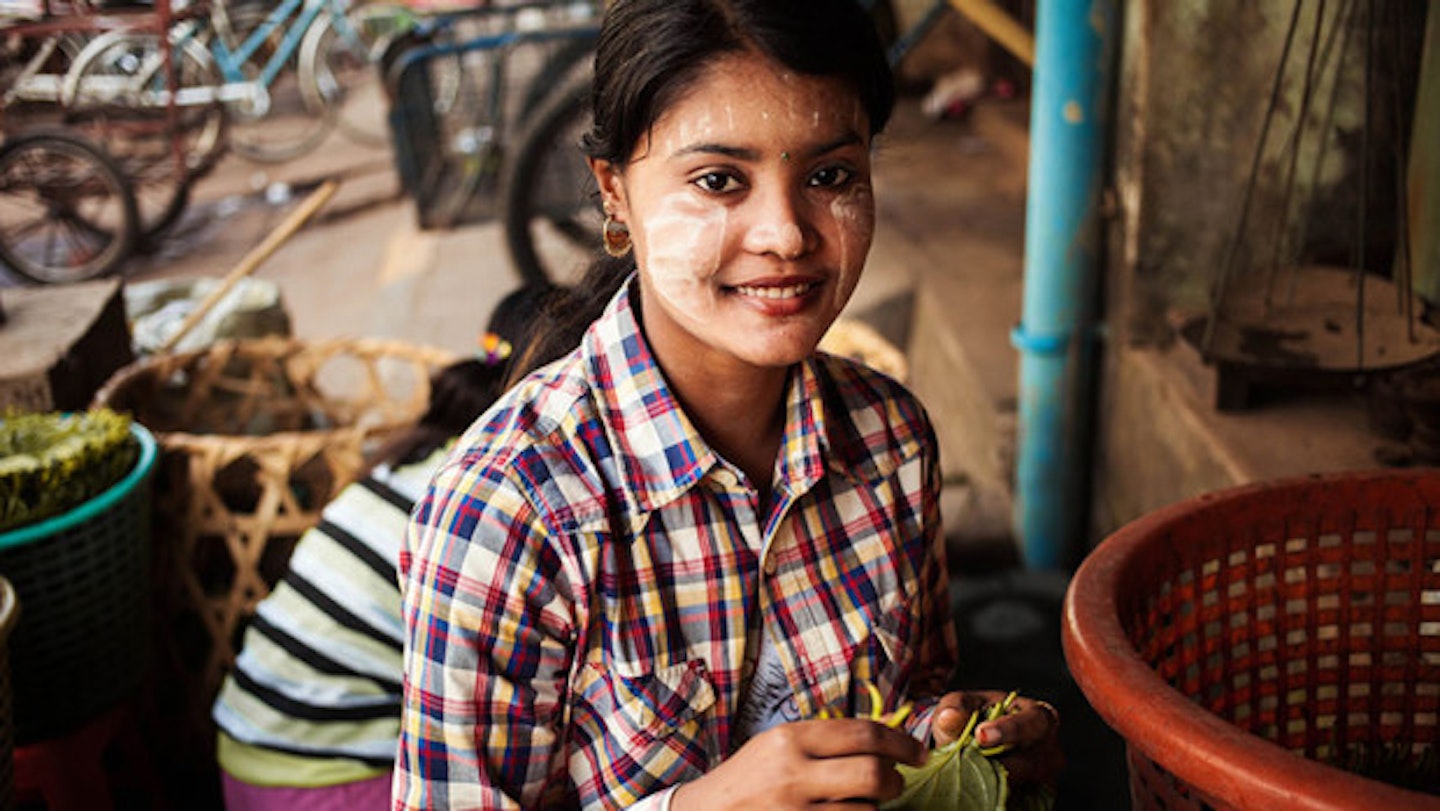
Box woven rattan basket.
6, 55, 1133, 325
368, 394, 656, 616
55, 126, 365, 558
93, 337, 455, 735
819, 317, 909, 383
0, 424, 157, 746
1063, 470, 1440, 809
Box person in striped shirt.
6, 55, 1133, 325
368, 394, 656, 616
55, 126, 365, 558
396, 1, 1063, 808
212, 286, 551, 810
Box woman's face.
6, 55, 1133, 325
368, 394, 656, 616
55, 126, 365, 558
594, 52, 875, 374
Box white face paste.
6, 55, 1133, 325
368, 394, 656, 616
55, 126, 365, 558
612, 53, 877, 370
640, 191, 728, 321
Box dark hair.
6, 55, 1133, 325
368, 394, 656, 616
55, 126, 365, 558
372, 284, 552, 470
512, 0, 895, 379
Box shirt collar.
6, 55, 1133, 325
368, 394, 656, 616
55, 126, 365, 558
583, 277, 715, 513
582, 278, 894, 514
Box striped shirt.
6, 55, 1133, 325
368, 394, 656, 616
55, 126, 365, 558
212, 450, 444, 784
395, 281, 956, 810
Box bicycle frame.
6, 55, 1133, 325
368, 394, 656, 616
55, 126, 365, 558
203, 0, 323, 86
151, 0, 367, 111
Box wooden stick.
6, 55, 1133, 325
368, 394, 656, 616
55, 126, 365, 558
157, 180, 340, 355
947, 0, 1035, 68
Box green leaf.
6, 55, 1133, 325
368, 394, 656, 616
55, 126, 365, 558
0, 409, 136, 532
882, 736, 1013, 811
880, 701, 1053, 811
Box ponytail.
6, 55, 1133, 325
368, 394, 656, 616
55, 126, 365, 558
506, 255, 633, 385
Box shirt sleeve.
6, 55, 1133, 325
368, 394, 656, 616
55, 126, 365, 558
394, 458, 578, 810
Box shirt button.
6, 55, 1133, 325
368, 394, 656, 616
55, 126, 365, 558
763, 556, 778, 576
712, 469, 738, 488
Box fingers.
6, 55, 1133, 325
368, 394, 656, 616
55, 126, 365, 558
797, 718, 927, 767
996, 734, 1066, 784
930, 690, 1008, 746
974, 696, 1058, 750
798, 753, 908, 805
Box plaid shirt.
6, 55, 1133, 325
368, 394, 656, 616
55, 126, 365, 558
395, 282, 956, 810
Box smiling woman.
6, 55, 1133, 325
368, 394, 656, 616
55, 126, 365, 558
393, 1, 1062, 809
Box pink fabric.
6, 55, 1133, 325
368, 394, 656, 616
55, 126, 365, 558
221, 771, 391, 811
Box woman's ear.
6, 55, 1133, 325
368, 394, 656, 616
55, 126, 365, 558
589, 158, 628, 222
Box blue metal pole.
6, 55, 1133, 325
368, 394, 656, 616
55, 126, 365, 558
1011, 0, 1117, 569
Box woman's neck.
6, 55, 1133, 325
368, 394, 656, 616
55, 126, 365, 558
659, 342, 790, 500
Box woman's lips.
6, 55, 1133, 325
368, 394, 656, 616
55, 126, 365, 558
730, 281, 817, 300
725, 279, 823, 316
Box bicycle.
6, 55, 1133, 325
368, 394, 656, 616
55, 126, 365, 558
497, 0, 963, 287
385, 0, 599, 234
62, 0, 392, 163
1, 0, 213, 264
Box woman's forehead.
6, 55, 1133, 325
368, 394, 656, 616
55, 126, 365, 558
649, 54, 868, 148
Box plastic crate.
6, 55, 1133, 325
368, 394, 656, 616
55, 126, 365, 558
0, 424, 156, 745
1063, 470, 1440, 809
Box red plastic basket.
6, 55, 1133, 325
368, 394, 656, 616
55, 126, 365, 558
1063, 470, 1440, 810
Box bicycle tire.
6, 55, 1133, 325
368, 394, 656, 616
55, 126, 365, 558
0, 129, 139, 284
61, 31, 223, 242
222, 2, 336, 163
499, 69, 598, 287
516, 34, 595, 122
300, 4, 410, 148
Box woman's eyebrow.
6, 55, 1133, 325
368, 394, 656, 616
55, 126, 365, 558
671, 132, 865, 162
672, 143, 759, 161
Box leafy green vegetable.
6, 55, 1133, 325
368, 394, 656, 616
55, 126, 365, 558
0, 409, 138, 532
880, 694, 1055, 811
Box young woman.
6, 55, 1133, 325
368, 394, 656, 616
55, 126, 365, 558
395, 1, 1061, 808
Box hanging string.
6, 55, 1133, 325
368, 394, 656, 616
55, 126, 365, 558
1202, 0, 1306, 357
1354, 0, 1373, 369
1382, 0, 1416, 342
1289, 0, 1358, 307
1264, 0, 1330, 313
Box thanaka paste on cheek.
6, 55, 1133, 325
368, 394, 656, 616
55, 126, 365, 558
639, 191, 728, 322
827, 181, 876, 311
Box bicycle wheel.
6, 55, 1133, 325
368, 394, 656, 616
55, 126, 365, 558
499, 70, 598, 287
62, 31, 225, 242
2, 33, 88, 116
222, 1, 336, 163
516, 34, 594, 122
0, 130, 139, 284
300, 3, 414, 148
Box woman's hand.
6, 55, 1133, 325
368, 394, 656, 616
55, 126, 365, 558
929, 690, 1064, 784
671, 718, 927, 810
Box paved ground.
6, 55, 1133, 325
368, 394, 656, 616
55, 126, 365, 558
6, 92, 1132, 808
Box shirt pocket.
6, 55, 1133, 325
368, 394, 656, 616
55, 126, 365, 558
843, 597, 915, 706
576, 657, 717, 749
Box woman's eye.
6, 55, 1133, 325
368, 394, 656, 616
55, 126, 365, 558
694, 172, 741, 193
809, 166, 854, 188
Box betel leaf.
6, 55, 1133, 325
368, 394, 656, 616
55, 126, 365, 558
879, 693, 1054, 811
0, 409, 137, 532
881, 737, 1010, 811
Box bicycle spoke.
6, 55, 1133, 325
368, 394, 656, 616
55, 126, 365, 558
0, 132, 136, 283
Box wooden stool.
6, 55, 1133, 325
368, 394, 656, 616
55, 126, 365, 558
13, 702, 164, 811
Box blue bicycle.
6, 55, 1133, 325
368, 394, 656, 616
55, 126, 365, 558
61, 0, 395, 163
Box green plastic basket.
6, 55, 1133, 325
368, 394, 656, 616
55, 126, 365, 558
0, 424, 156, 744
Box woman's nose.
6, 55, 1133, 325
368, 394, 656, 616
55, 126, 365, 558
742, 186, 811, 260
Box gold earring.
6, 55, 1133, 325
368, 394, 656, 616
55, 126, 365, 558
603, 214, 632, 258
